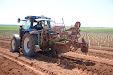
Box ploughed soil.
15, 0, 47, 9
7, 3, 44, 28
0, 55, 38, 75
0, 38, 113, 75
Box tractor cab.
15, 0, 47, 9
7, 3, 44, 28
24, 16, 52, 30
17, 16, 54, 36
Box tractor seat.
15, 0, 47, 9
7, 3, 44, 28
34, 25, 43, 30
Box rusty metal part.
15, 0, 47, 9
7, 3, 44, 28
37, 22, 88, 54
51, 37, 88, 55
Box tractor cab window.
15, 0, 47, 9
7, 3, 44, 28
33, 20, 51, 30
47, 21, 51, 28
42, 21, 45, 28
33, 21, 43, 30
25, 19, 31, 29
42, 21, 51, 29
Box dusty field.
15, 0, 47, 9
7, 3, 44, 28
0, 38, 113, 75
0, 38, 83, 75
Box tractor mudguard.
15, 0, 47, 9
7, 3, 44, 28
13, 34, 20, 47
24, 29, 38, 34
13, 34, 20, 38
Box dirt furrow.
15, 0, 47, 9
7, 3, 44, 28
89, 45, 113, 52
1, 38, 113, 60
0, 48, 56, 75
0, 47, 82, 75
0, 38, 113, 74
62, 52, 113, 65
60, 52, 113, 75
76, 48, 113, 60
0, 52, 43, 75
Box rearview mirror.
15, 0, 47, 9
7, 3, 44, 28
17, 18, 20, 23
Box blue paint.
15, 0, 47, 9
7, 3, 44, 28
25, 16, 51, 19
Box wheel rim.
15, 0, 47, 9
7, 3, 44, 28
24, 37, 30, 53
12, 40, 15, 50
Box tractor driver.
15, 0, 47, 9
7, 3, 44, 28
19, 26, 24, 47
34, 21, 44, 30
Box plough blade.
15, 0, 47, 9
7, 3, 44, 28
52, 38, 88, 55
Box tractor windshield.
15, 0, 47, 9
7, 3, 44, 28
25, 19, 31, 29
33, 19, 52, 30
42, 21, 51, 29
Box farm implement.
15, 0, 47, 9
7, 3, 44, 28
11, 15, 88, 57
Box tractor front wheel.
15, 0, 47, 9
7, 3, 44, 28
11, 37, 20, 52
22, 33, 37, 57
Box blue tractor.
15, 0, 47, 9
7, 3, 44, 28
11, 16, 53, 56
11, 15, 88, 57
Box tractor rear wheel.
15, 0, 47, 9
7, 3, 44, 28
22, 33, 37, 57
11, 37, 20, 52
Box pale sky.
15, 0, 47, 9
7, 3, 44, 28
0, 0, 113, 27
